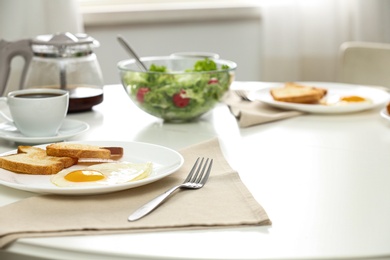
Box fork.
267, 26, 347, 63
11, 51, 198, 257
128, 157, 213, 221
234, 90, 251, 101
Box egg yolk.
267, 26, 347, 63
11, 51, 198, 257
64, 170, 105, 182
340, 95, 366, 102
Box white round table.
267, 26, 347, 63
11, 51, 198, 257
1, 83, 390, 260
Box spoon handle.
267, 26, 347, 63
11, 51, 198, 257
117, 35, 148, 72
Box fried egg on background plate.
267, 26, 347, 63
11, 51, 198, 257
321, 95, 372, 106
50, 162, 153, 187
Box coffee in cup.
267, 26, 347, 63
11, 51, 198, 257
0, 89, 69, 137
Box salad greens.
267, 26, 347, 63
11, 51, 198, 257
191, 58, 218, 72
123, 58, 234, 121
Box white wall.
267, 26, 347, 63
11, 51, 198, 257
84, 14, 262, 85
84, 0, 390, 87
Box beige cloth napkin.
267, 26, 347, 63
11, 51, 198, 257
0, 138, 271, 249
223, 90, 304, 127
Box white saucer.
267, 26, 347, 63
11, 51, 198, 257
0, 119, 89, 144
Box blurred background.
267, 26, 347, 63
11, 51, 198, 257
1, 0, 389, 87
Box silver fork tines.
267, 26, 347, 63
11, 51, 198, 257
184, 157, 211, 185
128, 157, 213, 221
235, 90, 251, 101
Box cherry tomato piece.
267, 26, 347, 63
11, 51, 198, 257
173, 90, 190, 108
136, 87, 150, 103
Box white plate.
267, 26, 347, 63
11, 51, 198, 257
0, 141, 184, 195
0, 119, 89, 144
380, 108, 390, 121
250, 82, 390, 114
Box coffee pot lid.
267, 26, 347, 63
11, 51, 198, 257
31, 32, 99, 58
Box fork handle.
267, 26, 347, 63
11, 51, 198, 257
128, 185, 181, 221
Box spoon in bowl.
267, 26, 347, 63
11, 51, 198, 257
117, 35, 148, 72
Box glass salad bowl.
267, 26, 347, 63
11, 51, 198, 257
118, 56, 237, 122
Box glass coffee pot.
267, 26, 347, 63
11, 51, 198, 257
0, 32, 104, 112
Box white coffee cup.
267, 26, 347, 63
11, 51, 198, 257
0, 88, 69, 137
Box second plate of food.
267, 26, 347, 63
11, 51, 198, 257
250, 82, 390, 114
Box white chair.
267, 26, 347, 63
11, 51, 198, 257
339, 41, 390, 89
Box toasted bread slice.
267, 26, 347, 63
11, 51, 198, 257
0, 146, 78, 175
270, 82, 327, 104
46, 143, 113, 159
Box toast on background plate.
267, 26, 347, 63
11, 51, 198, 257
270, 82, 327, 104
0, 146, 78, 175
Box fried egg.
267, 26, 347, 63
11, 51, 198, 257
51, 162, 153, 187
322, 95, 371, 106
